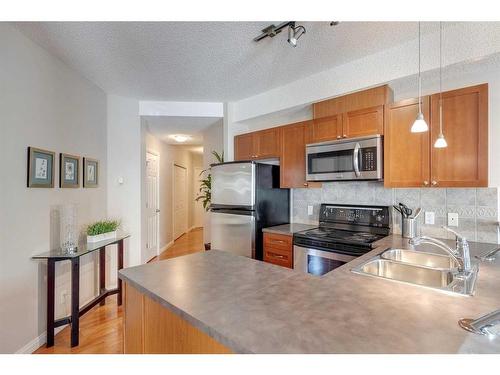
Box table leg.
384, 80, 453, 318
70, 257, 80, 347
46, 259, 56, 347
99, 248, 106, 306
117, 239, 124, 306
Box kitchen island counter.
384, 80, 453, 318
119, 236, 500, 353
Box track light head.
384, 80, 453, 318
287, 22, 306, 48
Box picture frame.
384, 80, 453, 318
27, 147, 55, 188
83, 157, 99, 188
59, 153, 80, 188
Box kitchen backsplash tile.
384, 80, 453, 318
292, 182, 499, 244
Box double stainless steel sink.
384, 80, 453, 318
352, 248, 478, 296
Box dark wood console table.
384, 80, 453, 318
32, 234, 129, 348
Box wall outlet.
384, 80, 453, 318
448, 212, 459, 227
307, 205, 314, 216
425, 211, 435, 225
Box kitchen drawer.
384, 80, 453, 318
263, 233, 292, 252
263, 248, 293, 269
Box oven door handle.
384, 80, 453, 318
353, 142, 361, 177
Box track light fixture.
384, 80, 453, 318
287, 22, 306, 47
253, 21, 307, 47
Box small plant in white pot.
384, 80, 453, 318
86, 220, 120, 243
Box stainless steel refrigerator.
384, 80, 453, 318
210, 161, 290, 260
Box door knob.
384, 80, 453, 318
423, 180, 429, 186
337, 135, 341, 139
343, 134, 347, 138
156, 209, 161, 213
431, 180, 438, 186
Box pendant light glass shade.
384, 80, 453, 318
434, 133, 448, 148
411, 22, 429, 133
411, 112, 429, 133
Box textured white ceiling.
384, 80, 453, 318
143, 115, 220, 144
13, 21, 444, 101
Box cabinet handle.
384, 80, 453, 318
303, 182, 309, 187
270, 239, 286, 244
431, 180, 438, 186
423, 180, 429, 186
269, 252, 285, 259
343, 134, 347, 138
337, 135, 341, 139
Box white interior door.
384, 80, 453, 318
173, 164, 188, 240
193, 167, 204, 228
145, 152, 160, 262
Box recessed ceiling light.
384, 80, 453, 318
170, 134, 191, 143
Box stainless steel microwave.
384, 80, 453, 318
306, 135, 383, 181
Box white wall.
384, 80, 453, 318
202, 120, 224, 243
0, 24, 107, 353
107, 95, 142, 268
142, 128, 203, 259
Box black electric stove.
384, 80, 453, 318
293, 204, 391, 275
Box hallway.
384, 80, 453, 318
35, 228, 205, 354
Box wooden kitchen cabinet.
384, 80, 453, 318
430, 84, 488, 187
254, 127, 281, 159
234, 133, 254, 160
310, 114, 343, 143
384, 97, 431, 188
384, 84, 488, 188
263, 233, 293, 269
234, 128, 280, 161
280, 120, 321, 188
343, 105, 384, 138
310, 85, 392, 142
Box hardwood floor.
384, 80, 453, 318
35, 228, 205, 354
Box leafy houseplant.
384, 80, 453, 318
86, 219, 120, 243
195, 150, 224, 211
195, 151, 224, 251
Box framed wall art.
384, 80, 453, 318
27, 147, 55, 188
60, 153, 80, 188
83, 157, 99, 188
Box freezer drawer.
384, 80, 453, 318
210, 211, 255, 258
211, 162, 255, 208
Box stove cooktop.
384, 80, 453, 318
295, 227, 385, 245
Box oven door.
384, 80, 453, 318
306, 135, 382, 181
294, 245, 358, 276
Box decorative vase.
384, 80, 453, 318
87, 231, 117, 244
60, 204, 78, 254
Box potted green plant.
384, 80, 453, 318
86, 219, 120, 243
195, 150, 224, 250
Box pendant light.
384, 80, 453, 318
434, 22, 448, 148
411, 22, 429, 133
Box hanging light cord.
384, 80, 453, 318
418, 22, 422, 113
439, 21, 443, 134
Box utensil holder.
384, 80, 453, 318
402, 217, 419, 239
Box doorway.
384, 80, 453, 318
173, 164, 188, 240
145, 151, 160, 262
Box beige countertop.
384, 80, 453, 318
262, 223, 317, 236
119, 235, 500, 353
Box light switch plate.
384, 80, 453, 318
307, 205, 314, 216
448, 212, 459, 227
425, 211, 435, 225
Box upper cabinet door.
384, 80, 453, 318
255, 128, 281, 159
280, 122, 308, 188
234, 133, 255, 161
384, 98, 431, 188
343, 105, 384, 138
430, 84, 488, 187
310, 114, 343, 143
